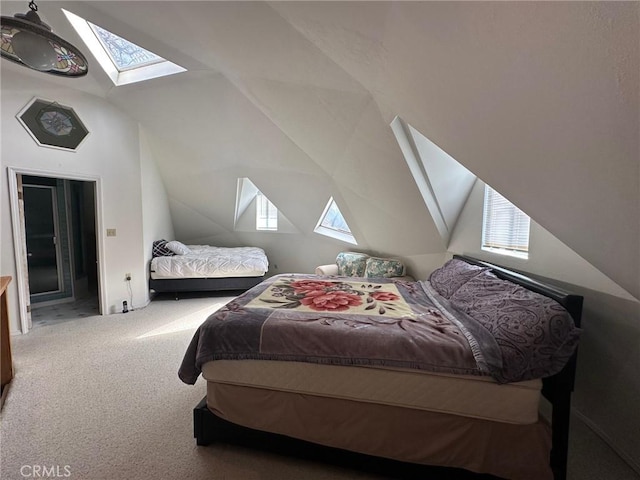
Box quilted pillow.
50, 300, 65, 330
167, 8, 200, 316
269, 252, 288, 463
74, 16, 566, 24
449, 271, 581, 383
336, 252, 369, 277
428, 258, 488, 299
365, 257, 405, 278
152, 239, 175, 258
166, 240, 192, 255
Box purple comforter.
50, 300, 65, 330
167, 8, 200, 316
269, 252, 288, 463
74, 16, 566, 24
179, 273, 579, 385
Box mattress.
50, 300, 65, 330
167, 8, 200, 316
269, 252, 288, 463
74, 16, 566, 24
150, 245, 268, 279
202, 360, 542, 425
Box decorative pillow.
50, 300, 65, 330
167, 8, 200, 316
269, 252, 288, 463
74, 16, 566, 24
336, 252, 369, 277
449, 272, 581, 383
428, 258, 489, 299
166, 240, 192, 256
365, 257, 405, 278
152, 239, 175, 258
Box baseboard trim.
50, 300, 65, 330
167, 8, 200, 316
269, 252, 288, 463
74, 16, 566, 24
573, 407, 640, 476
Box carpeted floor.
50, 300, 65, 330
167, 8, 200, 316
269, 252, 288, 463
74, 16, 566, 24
1, 294, 638, 480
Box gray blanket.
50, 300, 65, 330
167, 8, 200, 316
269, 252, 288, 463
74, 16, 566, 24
179, 274, 507, 384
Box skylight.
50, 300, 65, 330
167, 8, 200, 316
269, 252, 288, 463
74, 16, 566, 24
89, 23, 163, 72
62, 9, 186, 86
314, 197, 357, 245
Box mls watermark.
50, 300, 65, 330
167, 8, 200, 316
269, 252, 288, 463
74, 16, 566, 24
20, 465, 72, 478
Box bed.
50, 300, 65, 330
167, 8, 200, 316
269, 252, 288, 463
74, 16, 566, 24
179, 254, 583, 480
149, 240, 269, 295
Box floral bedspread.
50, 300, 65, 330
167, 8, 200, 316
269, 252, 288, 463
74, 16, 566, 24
245, 277, 415, 317
179, 274, 504, 385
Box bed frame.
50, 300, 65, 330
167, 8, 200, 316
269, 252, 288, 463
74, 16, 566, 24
149, 274, 264, 297
192, 255, 583, 480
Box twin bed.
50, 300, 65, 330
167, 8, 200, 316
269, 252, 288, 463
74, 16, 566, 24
178, 255, 583, 480
149, 240, 269, 295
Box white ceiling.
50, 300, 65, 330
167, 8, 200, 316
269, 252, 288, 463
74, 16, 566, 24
2, 1, 638, 298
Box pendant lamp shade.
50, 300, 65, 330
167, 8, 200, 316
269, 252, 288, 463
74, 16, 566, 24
1, 1, 88, 77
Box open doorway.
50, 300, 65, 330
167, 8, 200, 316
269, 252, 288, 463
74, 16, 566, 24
24, 175, 99, 327
8, 169, 103, 332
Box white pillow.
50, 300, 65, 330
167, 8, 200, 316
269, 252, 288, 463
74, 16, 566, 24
166, 240, 192, 255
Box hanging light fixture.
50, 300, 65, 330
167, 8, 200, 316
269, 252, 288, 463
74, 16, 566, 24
1, 0, 88, 77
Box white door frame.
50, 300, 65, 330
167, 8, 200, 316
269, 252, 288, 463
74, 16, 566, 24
8, 166, 106, 334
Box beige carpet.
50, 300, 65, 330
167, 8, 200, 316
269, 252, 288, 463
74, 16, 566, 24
1, 294, 638, 480
1, 295, 384, 480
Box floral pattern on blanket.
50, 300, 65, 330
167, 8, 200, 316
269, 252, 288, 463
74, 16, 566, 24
246, 278, 412, 318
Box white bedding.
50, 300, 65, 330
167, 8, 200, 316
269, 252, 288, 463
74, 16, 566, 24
150, 245, 268, 279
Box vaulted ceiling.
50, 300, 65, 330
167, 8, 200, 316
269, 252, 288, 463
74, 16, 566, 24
1, 1, 637, 298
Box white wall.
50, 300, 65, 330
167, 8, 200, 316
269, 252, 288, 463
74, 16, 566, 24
271, 1, 640, 300
1, 68, 151, 328
139, 126, 174, 283
449, 179, 640, 469
79, 1, 638, 300
111, 72, 442, 279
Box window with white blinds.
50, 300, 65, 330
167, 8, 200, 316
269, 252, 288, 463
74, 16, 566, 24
482, 186, 530, 257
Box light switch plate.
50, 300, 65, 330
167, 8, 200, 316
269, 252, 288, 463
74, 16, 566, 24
106, 228, 116, 237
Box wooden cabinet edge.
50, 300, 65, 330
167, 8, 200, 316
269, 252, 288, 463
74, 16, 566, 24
1, 276, 13, 409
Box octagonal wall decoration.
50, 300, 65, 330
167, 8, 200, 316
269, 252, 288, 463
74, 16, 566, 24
17, 97, 89, 151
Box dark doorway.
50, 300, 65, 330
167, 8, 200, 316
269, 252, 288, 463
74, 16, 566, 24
21, 175, 99, 325
23, 182, 62, 295
69, 180, 99, 302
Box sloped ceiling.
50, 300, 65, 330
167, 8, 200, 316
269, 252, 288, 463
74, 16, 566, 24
2, 1, 637, 298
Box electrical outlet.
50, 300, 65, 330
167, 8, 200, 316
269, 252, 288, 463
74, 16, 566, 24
125, 273, 131, 281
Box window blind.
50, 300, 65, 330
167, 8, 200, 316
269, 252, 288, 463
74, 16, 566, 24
482, 186, 530, 253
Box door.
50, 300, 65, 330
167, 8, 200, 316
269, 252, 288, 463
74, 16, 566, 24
23, 184, 63, 297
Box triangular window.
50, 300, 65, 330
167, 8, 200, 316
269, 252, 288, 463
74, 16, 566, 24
62, 9, 186, 86
235, 178, 298, 233
314, 197, 356, 245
